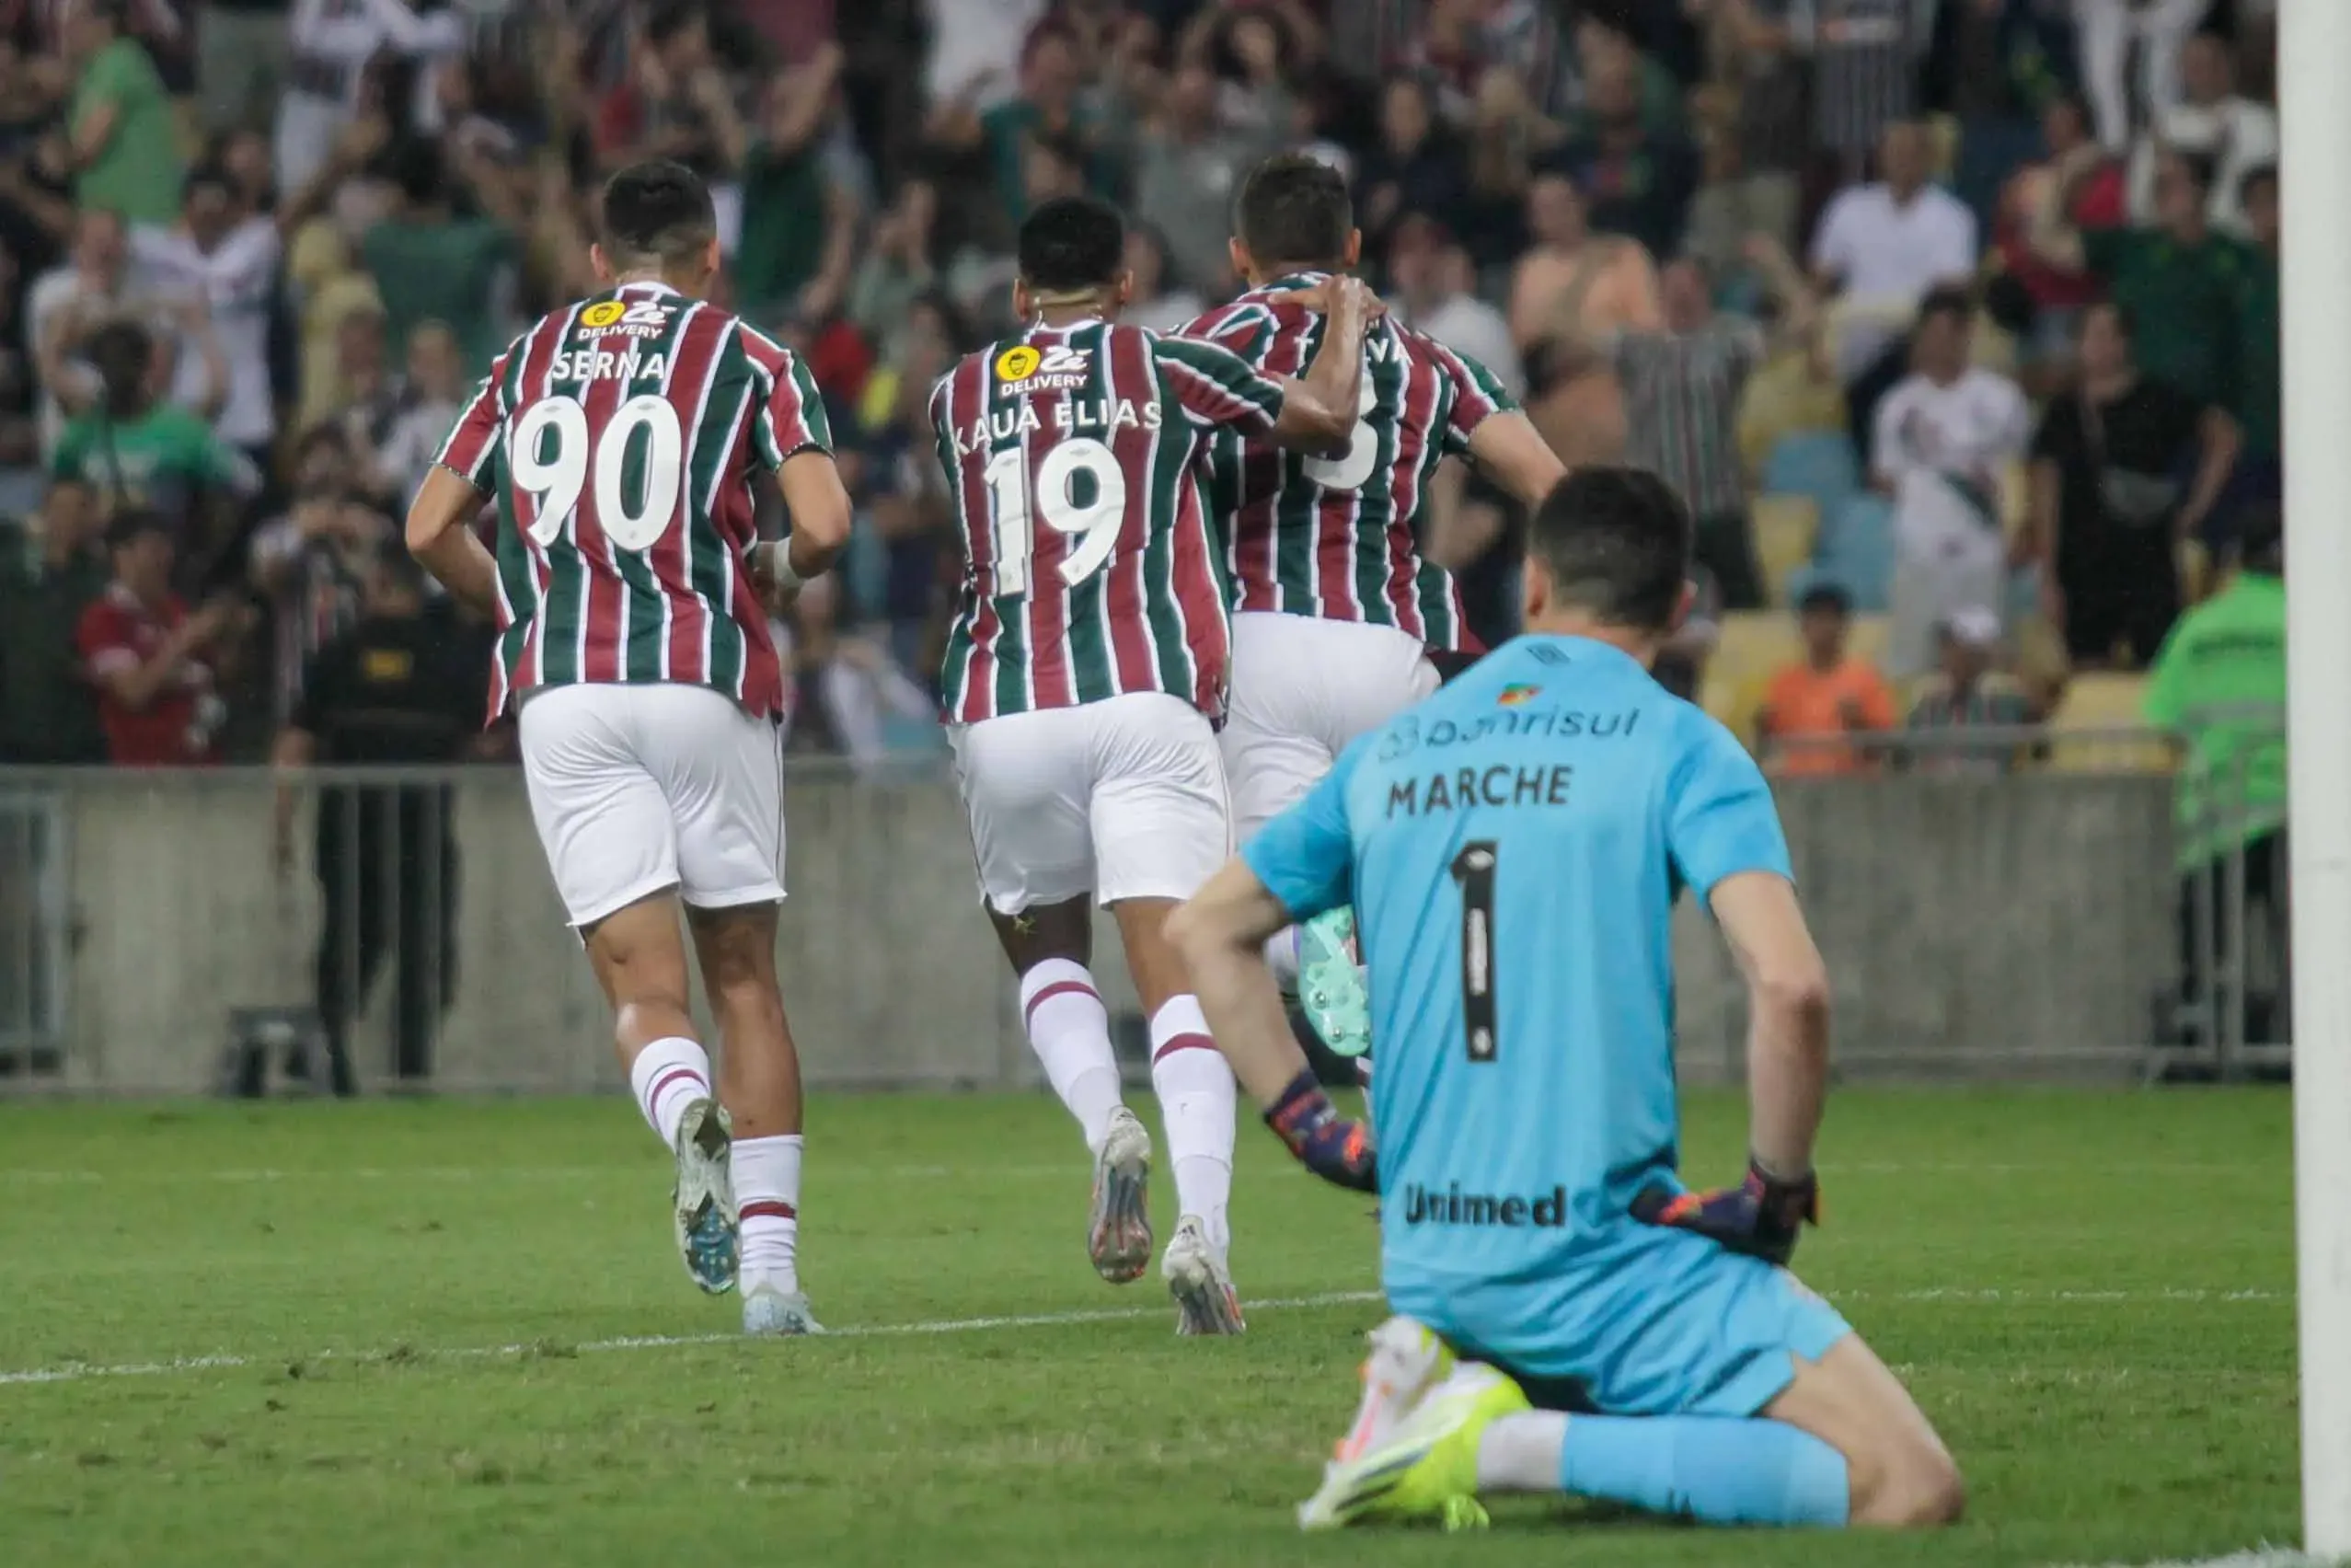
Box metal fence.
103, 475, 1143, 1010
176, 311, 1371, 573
0, 714, 2290, 1096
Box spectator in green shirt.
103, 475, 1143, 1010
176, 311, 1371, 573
977, 26, 1113, 226
2145, 505, 2288, 1048
64, 0, 184, 225
50, 320, 260, 581
360, 142, 516, 378
2037, 147, 2259, 414
2233, 164, 2281, 468
733, 43, 860, 324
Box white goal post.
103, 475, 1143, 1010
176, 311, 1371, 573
2279, 0, 2351, 1554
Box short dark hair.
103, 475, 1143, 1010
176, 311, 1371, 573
1526, 467, 1690, 633
184, 161, 235, 203
1917, 283, 1975, 329
1234, 153, 1353, 271
107, 509, 170, 551
1797, 582, 1853, 617
1017, 195, 1125, 294
390, 138, 447, 206
600, 159, 717, 270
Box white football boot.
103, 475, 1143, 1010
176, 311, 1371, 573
1087, 1106, 1154, 1284
671, 1096, 739, 1295
1161, 1215, 1245, 1335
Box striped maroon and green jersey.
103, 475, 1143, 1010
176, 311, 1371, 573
929, 318, 1286, 722
1181, 273, 1517, 651
435, 279, 832, 721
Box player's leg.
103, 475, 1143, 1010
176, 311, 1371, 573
657, 686, 824, 1333
950, 709, 1151, 1284
520, 686, 736, 1295
1306, 1242, 1962, 1531
1093, 694, 1244, 1334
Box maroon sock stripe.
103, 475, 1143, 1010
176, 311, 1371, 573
1151, 1032, 1216, 1065
1023, 979, 1101, 1029
646, 1066, 707, 1107
739, 1200, 798, 1223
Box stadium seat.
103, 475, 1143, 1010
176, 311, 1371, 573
1749, 493, 1820, 605
1760, 431, 1861, 510
1703, 610, 1802, 743
2046, 671, 2170, 772
1814, 493, 1896, 610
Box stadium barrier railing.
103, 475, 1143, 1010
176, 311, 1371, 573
0, 714, 2289, 1095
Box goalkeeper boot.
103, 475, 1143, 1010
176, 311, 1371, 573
1334, 1315, 1457, 1461
672, 1096, 739, 1296
1297, 905, 1372, 1057
743, 1282, 823, 1336
1297, 1362, 1529, 1533
1087, 1106, 1154, 1285
1162, 1215, 1245, 1335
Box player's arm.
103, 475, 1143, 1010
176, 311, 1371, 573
1268, 276, 1375, 455
407, 363, 507, 617
744, 329, 851, 602
1168, 749, 1377, 1193
1430, 339, 1562, 510
1633, 720, 1827, 1262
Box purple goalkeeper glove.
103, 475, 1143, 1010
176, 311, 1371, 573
1264, 1070, 1377, 1193
1631, 1157, 1819, 1266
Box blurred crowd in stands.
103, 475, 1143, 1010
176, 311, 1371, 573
0, 0, 2289, 778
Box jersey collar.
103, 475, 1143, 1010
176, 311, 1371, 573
1249, 271, 1331, 300
615, 279, 683, 298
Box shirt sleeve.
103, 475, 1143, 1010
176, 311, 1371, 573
1152, 332, 1286, 435
1180, 304, 1277, 369
743, 325, 835, 469
434, 356, 509, 491
1808, 194, 1851, 275
1430, 336, 1520, 456
1666, 714, 1795, 905
1240, 733, 1365, 922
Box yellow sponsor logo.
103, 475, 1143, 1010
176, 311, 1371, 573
994, 345, 1041, 382
579, 300, 628, 329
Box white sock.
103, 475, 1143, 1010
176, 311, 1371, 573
1263, 928, 1301, 993
1475, 1411, 1569, 1493
734, 1133, 802, 1294
628, 1036, 712, 1149
1148, 994, 1236, 1255
1020, 959, 1124, 1152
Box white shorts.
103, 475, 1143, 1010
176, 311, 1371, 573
518, 683, 786, 928
947, 692, 1230, 915
1221, 613, 1439, 840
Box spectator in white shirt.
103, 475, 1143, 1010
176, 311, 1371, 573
922, 0, 1049, 116
2074, 0, 2207, 153
1808, 120, 1977, 380
1390, 215, 1526, 402
2127, 32, 2275, 239
29, 206, 192, 461
371, 320, 467, 511
132, 163, 283, 467
277, 0, 466, 195
1872, 287, 2030, 677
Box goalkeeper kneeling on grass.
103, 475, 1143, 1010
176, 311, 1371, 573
1167, 467, 1964, 1533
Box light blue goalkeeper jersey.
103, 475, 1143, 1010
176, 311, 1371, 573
1241, 633, 1793, 1292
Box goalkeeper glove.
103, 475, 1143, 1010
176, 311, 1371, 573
1631, 1157, 1819, 1266
1264, 1069, 1377, 1193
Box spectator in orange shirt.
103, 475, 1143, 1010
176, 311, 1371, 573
1757, 583, 1898, 776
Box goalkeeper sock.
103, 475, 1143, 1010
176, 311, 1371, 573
1147, 995, 1235, 1254
1475, 1412, 1851, 1527
1020, 960, 1123, 1153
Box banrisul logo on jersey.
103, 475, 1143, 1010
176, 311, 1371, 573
1377, 703, 1642, 760
994, 342, 1089, 394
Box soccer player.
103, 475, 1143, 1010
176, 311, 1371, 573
1168, 468, 1965, 1529
405, 160, 850, 1337
933, 193, 1371, 1333
1181, 155, 1566, 1058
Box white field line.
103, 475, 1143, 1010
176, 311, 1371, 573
0, 1285, 2288, 1391
2046, 1553, 2346, 1568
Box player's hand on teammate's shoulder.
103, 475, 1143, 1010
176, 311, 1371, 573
1630, 1157, 1820, 1267
1289, 275, 1388, 323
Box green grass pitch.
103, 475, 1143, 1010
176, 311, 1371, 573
0, 1089, 2299, 1568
